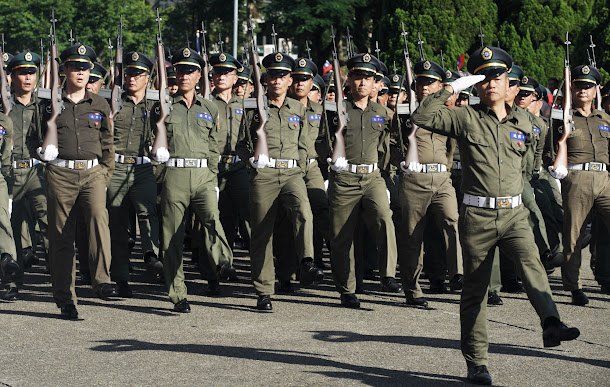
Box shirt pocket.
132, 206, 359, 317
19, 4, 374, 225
165, 115, 182, 140
88, 119, 101, 140
465, 131, 490, 164
196, 116, 213, 138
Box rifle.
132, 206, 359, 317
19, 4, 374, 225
247, 18, 269, 160
110, 16, 124, 127
41, 11, 61, 151
402, 22, 419, 164
589, 35, 602, 110
553, 32, 572, 172
150, 8, 170, 156
0, 39, 11, 115
199, 22, 210, 99
329, 26, 347, 162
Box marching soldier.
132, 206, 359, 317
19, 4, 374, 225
396, 60, 462, 307
548, 64, 610, 305
107, 51, 161, 297
236, 52, 319, 311
152, 48, 233, 313
378, 76, 390, 106
167, 66, 178, 95
233, 65, 253, 98
5, 51, 49, 300
86, 62, 106, 94
327, 53, 399, 308
28, 44, 117, 319
412, 46, 579, 384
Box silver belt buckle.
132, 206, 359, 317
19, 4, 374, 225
426, 164, 439, 173
589, 162, 603, 172
74, 160, 88, 170
495, 197, 512, 209
356, 165, 370, 174
184, 158, 198, 168
275, 160, 288, 169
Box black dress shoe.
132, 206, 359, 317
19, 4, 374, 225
205, 279, 220, 296
601, 284, 610, 294
256, 295, 273, 311
571, 289, 589, 306
406, 297, 428, 307
543, 317, 580, 347
95, 284, 119, 299
127, 237, 136, 249
355, 283, 365, 294
116, 281, 133, 298
487, 291, 503, 306
217, 263, 237, 281
467, 365, 492, 385
340, 293, 360, 308
449, 274, 463, 291
173, 299, 191, 313
60, 304, 79, 320
314, 257, 326, 269
300, 260, 324, 285
22, 247, 39, 269
0, 253, 21, 280
277, 280, 294, 293
381, 277, 403, 293
429, 279, 447, 294
80, 271, 92, 286
3, 286, 19, 301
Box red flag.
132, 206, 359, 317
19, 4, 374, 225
323, 60, 332, 75
457, 54, 465, 71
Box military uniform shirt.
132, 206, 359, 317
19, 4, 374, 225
211, 92, 243, 155
151, 94, 220, 173
341, 99, 390, 167
236, 96, 308, 169
9, 97, 36, 160
412, 88, 533, 198
523, 109, 547, 180
0, 113, 13, 176
305, 100, 323, 159
552, 108, 610, 164
113, 93, 155, 156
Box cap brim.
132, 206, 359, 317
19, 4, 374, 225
349, 69, 376, 77
175, 64, 200, 73
66, 61, 93, 70
266, 69, 290, 76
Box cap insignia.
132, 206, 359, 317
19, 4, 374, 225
25, 52, 33, 62
183, 48, 191, 58
132, 52, 139, 61
275, 53, 283, 62
481, 47, 492, 60
2, 53, 7, 62
78, 45, 86, 55
363, 54, 371, 63
392, 74, 399, 82
219, 53, 226, 62
423, 61, 431, 70
445, 70, 452, 79
298, 58, 306, 68
522, 76, 528, 84
582, 65, 590, 75
238, 66, 244, 72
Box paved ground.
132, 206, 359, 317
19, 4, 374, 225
1, 243, 608, 386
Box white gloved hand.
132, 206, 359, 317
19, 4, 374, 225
400, 161, 423, 173
154, 147, 170, 163
449, 74, 486, 94
249, 154, 270, 169
37, 145, 59, 161
548, 165, 567, 180
215, 186, 220, 202
327, 157, 349, 172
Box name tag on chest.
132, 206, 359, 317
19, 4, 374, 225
309, 114, 321, 121
287, 116, 300, 123
599, 125, 610, 132
371, 116, 385, 123
197, 112, 213, 121
0, 126, 5, 137
533, 127, 540, 135
234, 109, 243, 115
510, 132, 526, 141
89, 113, 103, 121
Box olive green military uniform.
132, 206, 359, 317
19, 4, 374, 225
236, 97, 314, 295
328, 99, 397, 294
413, 88, 560, 367
8, 96, 49, 279
552, 108, 610, 291
107, 93, 159, 282
395, 126, 462, 299
27, 90, 114, 307
211, 91, 250, 250
0, 114, 17, 268
152, 94, 233, 304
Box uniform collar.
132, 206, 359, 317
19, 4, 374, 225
173, 93, 203, 106
212, 90, 240, 104
61, 89, 94, 103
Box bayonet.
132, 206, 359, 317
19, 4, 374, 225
68, 29, 74, 45
305, 40, 311, 60
440, 50, 445, 69
271, 24, 277, 51
218, 33, 223, 52
478, 25, 484, 48
589, 35, 597, 67
416, 32, 425, 60
375, 41, 380, 58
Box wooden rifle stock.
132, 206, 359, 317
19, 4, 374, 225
329, 59, 346, 162
0, 46, 11, 115
200, 55, 210, 99
248, 21, 269, 160
41, 43, 60, 150
403, 55, 419, 164
553, 66, 571, 171
110, 17, 123, 130
150, 43, 170, 154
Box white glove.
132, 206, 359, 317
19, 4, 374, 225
327, 157, 349, 172
154, 147, 170, 163
249, 154, 270, 169
400, 161, 423, 173
37, 145, 58, 161
215, 186, 220, 202
449, 75, 485, 94
548, 165, 567, 180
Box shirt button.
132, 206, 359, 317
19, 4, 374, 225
500, 160, 503, 164
501, 178, 505, 182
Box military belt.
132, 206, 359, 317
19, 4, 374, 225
219, 155, 241, 164
348, 163, 378, 174
50, 158, 99, 170
115, 154, 151, 165
452, 161, 462, 170
166, 158, 208, 168
567, 162, 607, 172
268, 158, 298, 169
13, 159, 41, 169
419, 163, 447, 173
463, 193, 522, 209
